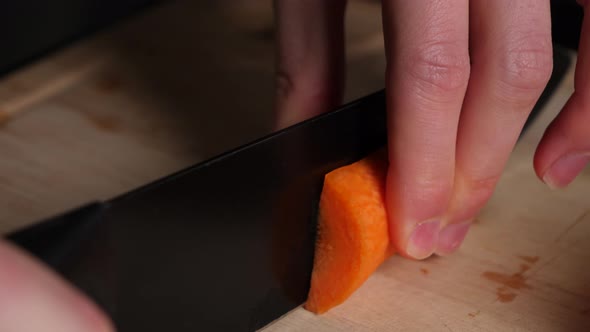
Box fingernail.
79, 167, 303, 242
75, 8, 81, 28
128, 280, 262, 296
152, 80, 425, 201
435, 221, 471, 256
543, 153, 590, 189
406, 220, 440, 260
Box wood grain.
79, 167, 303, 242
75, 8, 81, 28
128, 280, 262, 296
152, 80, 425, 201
0, 1, 588, 331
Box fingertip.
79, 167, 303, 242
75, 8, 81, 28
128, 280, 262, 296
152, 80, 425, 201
435, 221, 471, 256
532, 112, 563, 183
533, 144, 548, 183
385, 171, 449, 261
541, 152, 590, 189
73, 293, 116, 332
533, 93, 590, 189
403, 220, 440, 260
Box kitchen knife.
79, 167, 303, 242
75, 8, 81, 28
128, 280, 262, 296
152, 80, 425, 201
5, 47, 571, 331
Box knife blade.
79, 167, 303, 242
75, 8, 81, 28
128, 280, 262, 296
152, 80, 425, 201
7, 89, 387, 331
5, 46, 571, 332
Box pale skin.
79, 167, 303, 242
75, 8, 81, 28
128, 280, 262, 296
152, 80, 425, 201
0, 240, 115, 331
1, 0, 589, 329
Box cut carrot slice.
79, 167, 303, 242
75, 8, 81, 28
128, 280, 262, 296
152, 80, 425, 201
304, 149, 394, 314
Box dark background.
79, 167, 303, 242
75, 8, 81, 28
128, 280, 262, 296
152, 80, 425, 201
0, 0, 163, 76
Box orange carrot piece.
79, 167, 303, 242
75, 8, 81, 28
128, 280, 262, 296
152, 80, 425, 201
304, 149, 394, 314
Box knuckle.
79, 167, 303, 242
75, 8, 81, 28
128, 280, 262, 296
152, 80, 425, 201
275, 70, 294, 100
468, 174, 500, 198
275, 69, 341, 105
466, 174, 500, 207
449, 174, 500, 222
406, 41, 471, 93
393, 163, 454, 220
412, 177, 454, 212
499, 35, 553, 92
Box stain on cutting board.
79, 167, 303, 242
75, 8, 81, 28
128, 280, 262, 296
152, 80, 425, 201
495, 287, 518, 303
0, 108, 11, 125
468, 310, 480, 318
96, 75, 122, 94
85, 113, 121, 132
483, 264, 532, 291
482, 255, 540, 303
518, 255, 540, 264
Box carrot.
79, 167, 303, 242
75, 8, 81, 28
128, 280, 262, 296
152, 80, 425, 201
304, 149, 394, 314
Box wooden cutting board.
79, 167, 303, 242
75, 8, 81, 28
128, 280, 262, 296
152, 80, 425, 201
0, 1, 588, 331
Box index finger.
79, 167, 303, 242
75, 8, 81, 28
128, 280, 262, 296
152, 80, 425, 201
382, 0, 470, 259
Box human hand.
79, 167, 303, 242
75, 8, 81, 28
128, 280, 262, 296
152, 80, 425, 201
0, 239, 114, 331
273, 0, 590, 259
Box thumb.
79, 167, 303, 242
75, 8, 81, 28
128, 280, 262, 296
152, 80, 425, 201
0, 239, 115, 332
